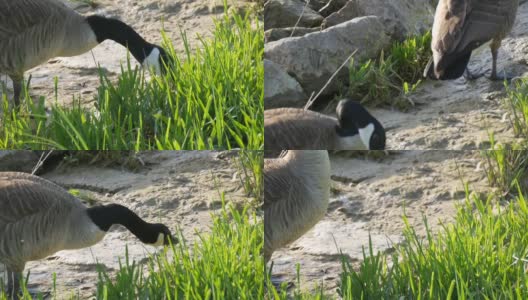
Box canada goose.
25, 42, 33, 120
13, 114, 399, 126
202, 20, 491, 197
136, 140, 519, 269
424, 0, 519, 80
0, 0, 170, 107
264, 99, 385, 151
264, 150, 331, 263
0, 172, 175, 299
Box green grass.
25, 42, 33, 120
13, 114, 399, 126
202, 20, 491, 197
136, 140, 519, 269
267, 148, 528, 299
338, 186, 528, 299
347, 31, 431, 109
268, 185, 528, 299
503, 78, 528, 144
482, 146, 528, 198
0, 6, 263, 150
237, 150, 264, 204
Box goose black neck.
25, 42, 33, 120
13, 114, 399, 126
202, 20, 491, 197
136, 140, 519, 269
86, 15, 154, 64
87, 204, 154, 243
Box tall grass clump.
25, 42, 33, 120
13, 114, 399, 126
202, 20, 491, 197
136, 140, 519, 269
339, 186, 528, 299
482, 145, 528, 198
0, 5, 263, 150
95, 199, 264, 299
348, 31, 431, 109
237, 150, 264, 203
504, 78, 528, 143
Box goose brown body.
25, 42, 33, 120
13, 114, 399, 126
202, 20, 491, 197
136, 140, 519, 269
264, 150, 331, 263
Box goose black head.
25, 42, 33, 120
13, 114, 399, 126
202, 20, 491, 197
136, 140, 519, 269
85, 15, 172, 75
142, 45, 172, 75
144, 223, 176, 247
335, 99, 386, 150
425, 51, 472, 80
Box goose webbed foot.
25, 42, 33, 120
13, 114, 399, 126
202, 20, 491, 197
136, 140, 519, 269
488, 70, 513, 82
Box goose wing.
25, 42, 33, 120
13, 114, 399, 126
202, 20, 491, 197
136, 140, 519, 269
0, 0, 71, 41
0, 172, 82, 226
264, 108, 337, 150
263, 160, 302, 209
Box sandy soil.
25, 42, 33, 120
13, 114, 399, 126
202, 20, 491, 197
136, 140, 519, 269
269, 150, 492, 295
0, 150, 253, 299
371, 1, 528, 150
0, 0, 253, 108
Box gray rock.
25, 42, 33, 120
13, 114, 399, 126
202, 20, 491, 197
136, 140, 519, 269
318, 0, 348, 17
323, 0, 434, 37
264, 59, 307, 109
265, 27, 320, 42
0, 151, 40, 173
322, 1, 362, 29
264, 16, 391, 97
264, 0, 324, 30
308, 0, 330, 12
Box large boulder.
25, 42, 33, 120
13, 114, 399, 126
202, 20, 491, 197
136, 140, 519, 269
318, 0, 348, 17
308, 0, 330, 12
264, 16, 391, 97
323, 0, 434, 38
264, 0, 324, 30
264, 59, 307, 109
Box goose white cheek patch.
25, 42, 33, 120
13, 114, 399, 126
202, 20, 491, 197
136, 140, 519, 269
142, 48, 161, 75
358, 123, 375, 150
153, 233, 165, 247
338, 134, 366, 150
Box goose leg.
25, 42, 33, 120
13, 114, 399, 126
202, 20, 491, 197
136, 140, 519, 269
489, 40, 511, 81
6, 270, 20, 300
6, 270, 12, 297
9, 75, 22, 108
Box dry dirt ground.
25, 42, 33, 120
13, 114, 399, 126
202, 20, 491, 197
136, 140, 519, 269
371, 1, 528, 150
0, 151, 253, 299
269, 150, 493, 296
0, 0, 253, 108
